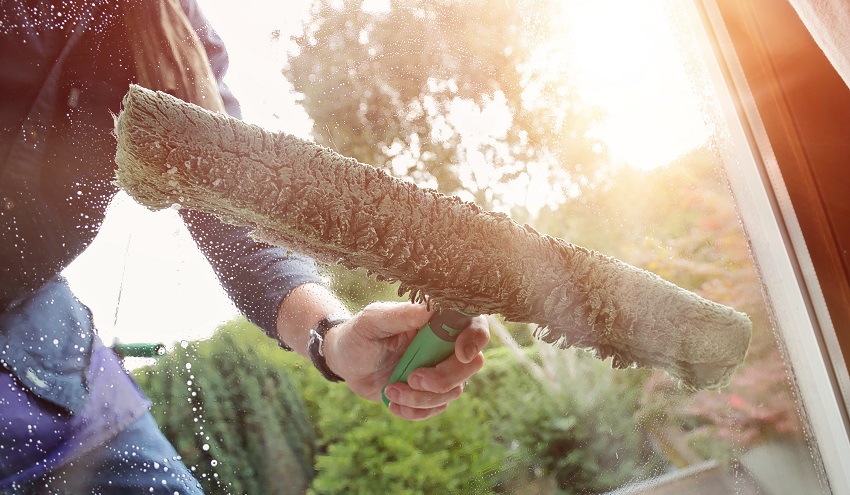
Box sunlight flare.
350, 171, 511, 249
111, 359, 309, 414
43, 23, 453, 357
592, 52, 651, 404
562, 0, 709, 170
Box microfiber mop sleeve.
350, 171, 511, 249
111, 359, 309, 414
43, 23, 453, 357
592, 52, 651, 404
114, 85, 751, 390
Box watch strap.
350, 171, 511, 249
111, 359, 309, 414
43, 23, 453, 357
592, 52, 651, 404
307, 315, 349, 382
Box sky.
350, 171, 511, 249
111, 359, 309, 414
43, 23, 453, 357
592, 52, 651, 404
566, 0, 708, 169
63, 0, 708, 361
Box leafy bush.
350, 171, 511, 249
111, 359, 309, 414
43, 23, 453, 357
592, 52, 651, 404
471, 345, 664, 494
135, 315, 664, 495
133, 320, 317, 495
271, 341, 506, 494
307, 395, 503, 495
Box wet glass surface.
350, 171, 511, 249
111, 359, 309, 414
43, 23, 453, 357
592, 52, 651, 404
2, 0, 838, 493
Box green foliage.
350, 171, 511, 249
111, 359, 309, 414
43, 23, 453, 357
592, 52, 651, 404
277, 332, 660, 495
536, 147, 803, 463
472, 346, 664, 494
267, 345, 505, 494
133, 320, 317, 495
308, 397, 503, 494
135, 317, 665, 494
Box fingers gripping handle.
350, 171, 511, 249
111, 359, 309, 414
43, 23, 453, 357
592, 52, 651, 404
382, 309, 473, 407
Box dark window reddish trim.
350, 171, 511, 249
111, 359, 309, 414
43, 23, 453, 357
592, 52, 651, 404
710, 0, 850, 376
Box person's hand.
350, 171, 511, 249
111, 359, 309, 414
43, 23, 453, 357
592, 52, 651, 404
324, 301, 489, 421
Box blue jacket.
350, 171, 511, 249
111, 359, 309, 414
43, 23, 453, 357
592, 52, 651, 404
0, 2, 323, 417
0, 277, 153, 486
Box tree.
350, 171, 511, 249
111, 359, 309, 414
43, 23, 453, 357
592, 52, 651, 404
284, 0, 607, 212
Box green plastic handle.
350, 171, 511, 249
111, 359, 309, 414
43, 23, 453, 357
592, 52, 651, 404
382, 308, 474, 407
112, 342, 167, 359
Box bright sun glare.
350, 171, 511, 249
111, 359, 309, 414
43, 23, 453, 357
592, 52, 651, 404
563, 0, 709, 170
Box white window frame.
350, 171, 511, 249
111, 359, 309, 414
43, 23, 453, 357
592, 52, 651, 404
684, 0, 850, 491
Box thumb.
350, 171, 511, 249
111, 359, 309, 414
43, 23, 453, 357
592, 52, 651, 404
361, 301, 433, 338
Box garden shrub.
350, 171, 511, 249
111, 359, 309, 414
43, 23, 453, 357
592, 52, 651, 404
135, 317, 662, 495
470, 345, 664, 494
134, 320, 317, 495
276, 344, 506, 494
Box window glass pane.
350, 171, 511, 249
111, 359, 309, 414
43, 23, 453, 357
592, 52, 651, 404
5, 0, 836, 492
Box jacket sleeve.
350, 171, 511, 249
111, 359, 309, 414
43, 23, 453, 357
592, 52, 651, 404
177, 0, 325, 344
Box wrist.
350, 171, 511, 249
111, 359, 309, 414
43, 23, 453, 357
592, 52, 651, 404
322, 320, 344, 378
275, 283, 350, 355
307, 315, 349, 382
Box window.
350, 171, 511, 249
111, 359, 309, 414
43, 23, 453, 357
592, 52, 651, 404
6, 0, 847, 492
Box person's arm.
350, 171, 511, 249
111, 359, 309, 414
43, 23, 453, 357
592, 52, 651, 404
179, 209, 324, 344
273, 282, 351, 356
177, 0, 325, 344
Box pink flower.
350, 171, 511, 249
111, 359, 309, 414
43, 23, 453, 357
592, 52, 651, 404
728, 394, 746, 408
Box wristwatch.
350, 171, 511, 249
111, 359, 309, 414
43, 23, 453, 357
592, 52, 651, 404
307, 315, 349, 382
